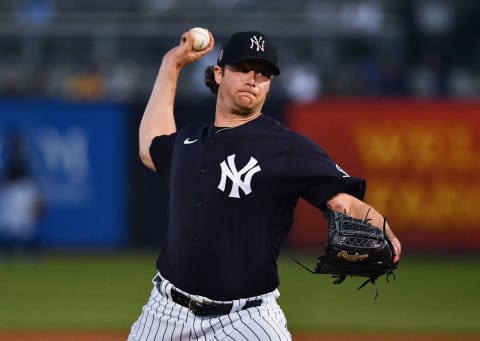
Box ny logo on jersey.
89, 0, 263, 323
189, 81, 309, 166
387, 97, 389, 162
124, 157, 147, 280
250, 35, 265, 52
218, 154, 262, 198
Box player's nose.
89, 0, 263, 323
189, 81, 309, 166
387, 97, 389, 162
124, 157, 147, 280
244, 70, 256, 85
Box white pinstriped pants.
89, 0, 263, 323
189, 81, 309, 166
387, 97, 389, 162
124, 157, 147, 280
127, 273, 292, 341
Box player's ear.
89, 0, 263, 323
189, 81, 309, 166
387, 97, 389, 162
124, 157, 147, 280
213, 65, 223, 84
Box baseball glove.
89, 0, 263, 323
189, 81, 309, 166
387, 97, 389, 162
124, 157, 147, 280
293, 207, 398, 299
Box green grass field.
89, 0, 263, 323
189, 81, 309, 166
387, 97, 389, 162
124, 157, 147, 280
0, 251, 479, 338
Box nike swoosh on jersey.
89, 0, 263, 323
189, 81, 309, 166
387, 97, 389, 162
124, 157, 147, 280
183, 137, 198, 145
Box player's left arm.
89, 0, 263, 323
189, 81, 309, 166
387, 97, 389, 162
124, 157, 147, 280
327, 192, 402, 262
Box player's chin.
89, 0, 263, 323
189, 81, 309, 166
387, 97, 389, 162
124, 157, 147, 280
237, 93, 257, 105
234, 100, 257, 114
233, 107, 255, 117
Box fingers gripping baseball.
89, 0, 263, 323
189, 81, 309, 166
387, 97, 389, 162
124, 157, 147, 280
162, 28, 214, 69
177, 28, 214, 66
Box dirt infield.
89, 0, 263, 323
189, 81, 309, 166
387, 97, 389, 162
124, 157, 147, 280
1, 332, 480, 341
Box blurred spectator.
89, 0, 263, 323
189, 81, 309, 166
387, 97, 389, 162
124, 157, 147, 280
142, 0, 177, 12
377, 55, 407, 96
0, 0, 479, 100
408, 49, 448, 97
105, 60, 143, 102
414, 1, 454, 36
0, 129, 46, 263
280, 62, 322, 103
63, 61, 106, 101
15, 0, 56, 25
339, 0, 384, 34
0, 65, 27, 96
447, 67, 480, 97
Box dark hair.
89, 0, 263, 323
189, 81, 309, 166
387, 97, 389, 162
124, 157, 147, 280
204, 65, 219, 95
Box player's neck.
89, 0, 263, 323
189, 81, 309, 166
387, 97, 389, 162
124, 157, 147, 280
214, 110, 262, 128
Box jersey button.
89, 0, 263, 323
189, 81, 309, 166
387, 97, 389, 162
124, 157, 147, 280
200, 167, 207, 174
194, 199, 203, 207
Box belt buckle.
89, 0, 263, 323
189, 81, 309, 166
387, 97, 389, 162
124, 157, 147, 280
188, 299, 206, 315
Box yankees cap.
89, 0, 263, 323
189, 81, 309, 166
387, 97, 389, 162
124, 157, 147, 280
217, 31, 280, 75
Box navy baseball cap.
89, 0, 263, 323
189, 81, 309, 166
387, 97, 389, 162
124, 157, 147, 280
217, 31, 280, 75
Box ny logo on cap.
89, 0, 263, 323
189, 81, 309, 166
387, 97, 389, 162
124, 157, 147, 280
250, 35, 265, 52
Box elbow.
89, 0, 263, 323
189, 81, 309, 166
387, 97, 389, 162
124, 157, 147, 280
139, 148, 149, 165
138, 144, 156, 171
138, 142, 148, 163
138, 133, 153, 166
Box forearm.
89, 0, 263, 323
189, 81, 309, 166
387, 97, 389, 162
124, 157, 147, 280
142, 57, 180, 136
138, 55, 182, 168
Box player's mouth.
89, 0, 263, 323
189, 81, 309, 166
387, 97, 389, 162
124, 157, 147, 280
238, 90, 256, 98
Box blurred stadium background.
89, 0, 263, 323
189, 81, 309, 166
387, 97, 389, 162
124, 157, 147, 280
0, 0, 479, 340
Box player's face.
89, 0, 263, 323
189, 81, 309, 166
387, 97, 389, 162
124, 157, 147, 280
215, 61, 273, 116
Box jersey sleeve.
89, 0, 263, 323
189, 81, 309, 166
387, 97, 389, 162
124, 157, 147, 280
149, 133, 177, 176
287, 133, 366, 210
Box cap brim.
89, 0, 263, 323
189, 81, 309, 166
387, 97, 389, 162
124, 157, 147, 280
223, 56, 280, 75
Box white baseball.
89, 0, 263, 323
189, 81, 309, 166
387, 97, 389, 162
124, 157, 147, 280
191, 27, 210, 51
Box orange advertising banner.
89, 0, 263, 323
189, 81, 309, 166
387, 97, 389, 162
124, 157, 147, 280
285, 99, 480, 252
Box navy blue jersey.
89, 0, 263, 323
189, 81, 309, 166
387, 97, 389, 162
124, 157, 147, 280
150, 114, 365, 300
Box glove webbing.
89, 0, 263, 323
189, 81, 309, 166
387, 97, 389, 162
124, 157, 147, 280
293, 257, 386, 300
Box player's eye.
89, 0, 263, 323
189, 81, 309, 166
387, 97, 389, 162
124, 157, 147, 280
227, 65, 272, 82
228, 65, 248, 73
254, 71, 272, 82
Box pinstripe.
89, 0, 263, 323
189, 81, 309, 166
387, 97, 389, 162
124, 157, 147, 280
174, 304, 186, 340
207, 317, 221, 341
157, 297, 173, 341
190, 315, 198, 340
128, 277, 291, 341
136, 311, 147, 339
137, 293, 154, 340
176, 305, 186, 340
266, 306, 289, 340
198, 317, 206, 341
226, 313, 249, 341
166, 307, 179, 341
237, 310, 262, 341
217, 314, 236, 341
184, 304, 193, 341
153, 290, 169, 340
246, 308, 272, 341
144, 293, 162, 341
265, 304, 290, 340
258, 309, 281, 340
166, 290, 186, 341
200, 317, 209, 341
134, 291, 156, 341
164, 320, 173, 341
136, 299, 150, 339
198, 316, 207, 340
153, 279, 172, 341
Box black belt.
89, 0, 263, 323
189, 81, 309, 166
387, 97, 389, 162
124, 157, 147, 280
154, 277, 262, 316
